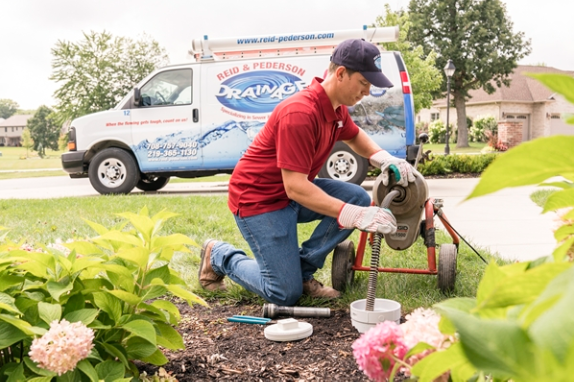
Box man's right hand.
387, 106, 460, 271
337, 204, 397, 234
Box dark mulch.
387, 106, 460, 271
138, 302, 409, 381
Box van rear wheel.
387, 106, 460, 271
88, 148, 139, 195
318, 142, 368, 185
136, 176, 170, 192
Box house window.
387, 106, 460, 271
551, 114, 561, 119
430, 112, 440, 121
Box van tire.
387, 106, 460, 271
88, 148, 140, 195
318, 142, 368, 185
136, 176, 170, 192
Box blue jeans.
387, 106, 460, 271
210, 178, 371, 305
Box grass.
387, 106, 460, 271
0, 147, 64, 170
0, 195, 499, 313
423, 142, 487, 154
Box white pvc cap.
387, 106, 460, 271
264, 318, 313, 342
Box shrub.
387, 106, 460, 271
470, 115, 497, 142
0, 207, 207, 380
416, 153, 498, 176
427, 120, 446, 143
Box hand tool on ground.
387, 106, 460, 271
262, 304, 330, 319
226, 315, 272, 325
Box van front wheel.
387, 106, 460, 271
88, 148, 140, 195
318, 142, 368, 185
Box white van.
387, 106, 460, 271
62, 26, 418, 194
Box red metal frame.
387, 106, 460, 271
352, 198, 460, 275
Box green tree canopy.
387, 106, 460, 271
26, 106, 60, 157
408, 0, 531, 147
375, 4, 443, 114
0, 99, 19, 119
50, 31, 169, 124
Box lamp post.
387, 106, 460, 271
444, 59, 456, 155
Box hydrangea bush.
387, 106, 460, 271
0, 207, 207, 380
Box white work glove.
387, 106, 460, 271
370, 150, 417, 187
338, 204, 397, 234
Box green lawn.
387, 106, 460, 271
0, 146, 64, 170
0, 195, 499, 313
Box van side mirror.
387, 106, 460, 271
133, 87, 141, 106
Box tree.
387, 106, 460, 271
26, 106, 60, 157
50, 31, 169, 124
408, 0, 531, 147
21, 128, 34, 158
375, 5, 443, 114
0, 99, 19, 119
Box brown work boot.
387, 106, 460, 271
198, 240, 226, 291
302, 279, 340, 299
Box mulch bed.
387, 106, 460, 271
138, 302, 408, 381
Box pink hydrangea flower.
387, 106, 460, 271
352, 321, 408, 381
29, 319, 95, 376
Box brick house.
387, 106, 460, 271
0, 115, 32, 147
417, 65, 574, 147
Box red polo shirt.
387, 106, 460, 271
228, 77, 360, 217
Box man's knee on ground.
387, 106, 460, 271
264, 284, 303, 306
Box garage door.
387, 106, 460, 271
549, 115, 574, 135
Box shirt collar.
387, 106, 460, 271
308, 77, 343, 123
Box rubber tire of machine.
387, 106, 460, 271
331, 240, 356, 292
318, 142, 368, 185
88, 148, 140, 195
136, 176, 171, 192
438, 244, 457, 293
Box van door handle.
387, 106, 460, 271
193, 109, 199, 122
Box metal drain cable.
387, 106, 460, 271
434, 210, 488, 264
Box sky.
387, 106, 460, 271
1, 0, 573, 110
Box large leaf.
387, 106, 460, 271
65, 241, 104, 256
0, 313, 36, 335
38, 302, 62, 325
143, 264, 171, 286
71, 256, 105, 274
94, 360, 125, 382
122, 319, 156, 345
0, 321, 28, 348
99, 342, 129, 368
117, 212, 155, 243
0, 292, 21, 315
93, 292, 122, 323
155, 322, 184, 350
411, 343, 475, 382
64, 309, 99, 325
24, 357, 57, 377
99, 231, 143, 247
150, 299, 181, 322
106, 290, 141, 306
152, 234, 197, 251
126, 337, 158, 359
528, 73, 574, 104
529, 269, 574, 362
115, 246, 149, 268
47, 280, 74, 302
76, 359, 99, 382
544, 189, 574, 213
467, 136, 574, 200
0, 275, 24, 292
140, 348, 168, 366
166, 284, 208, 307
441, 309, 536, 378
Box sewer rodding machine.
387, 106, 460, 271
330, 135, 463, 332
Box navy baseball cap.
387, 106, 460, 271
331, 39, 394, 88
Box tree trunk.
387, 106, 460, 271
454, 92, 469, 147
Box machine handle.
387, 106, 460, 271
389, 164, 401, 182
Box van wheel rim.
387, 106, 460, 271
98, 159, 126, 188
325, 152, 357, 182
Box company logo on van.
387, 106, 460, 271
215, 70, 307, 113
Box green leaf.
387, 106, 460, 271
24, 357, 57, 377
126, 337, 158, 359
94, 359, 125, 382
152, 234, 197, 251
115, 246, 149, 268
529, 270, 574, 362
528, 73, 574, 104
411, 343, 473, 382
143, 264, 171, 286
70, 256, 105, 274
93, 292, 122, 323
99, 342, 129, 368
0, 292, 21, 315
434, 297, 477, 314
150, 299, 181, 322
0, 275, 24, 292
0, 313, 35, 335
552, 237, 574, 262
63, 309, 99, 325
543, 189, 574, 213
140, 348, 168, 366
5, 362, 25, 381
476, 262, 505, 304
122, 319, 156, 345
467, 136, 574, 199
106, 290, 141, 306
97, 263, 133, 279
76, 359, 99, 382
117, 212, 155, 243
0, 321, 28, 348
47, 280, 74, 302
100, 231, 143, 247
38, 302, 62, 325
82, 219, 110, 236
441, 309, 535, 378
166, 284, 208, 307
554, 224, 574, 241
476, 263, 570, 310
155, 322, 184, 350
27, 378, 54, 382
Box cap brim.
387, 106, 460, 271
361, 71, 394, 88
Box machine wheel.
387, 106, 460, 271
136, 176, 170, 192
88, 148, 139, 195
318, 142, 368, 185
438, 244, 457, 293
331, 240, 356, 292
